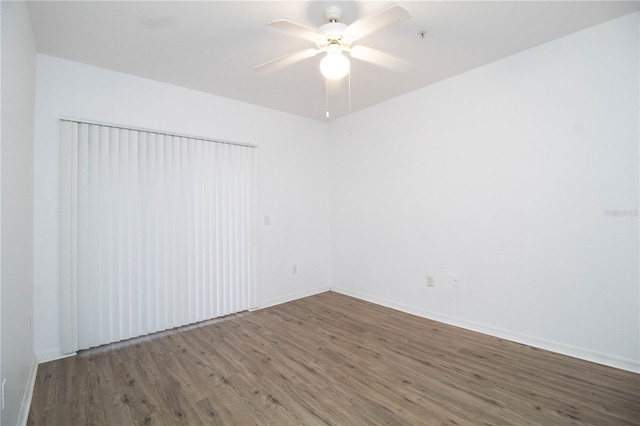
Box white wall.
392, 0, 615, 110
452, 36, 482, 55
33, 55, 331, 360
1, 2, 37, 425
329, 12, 639, 371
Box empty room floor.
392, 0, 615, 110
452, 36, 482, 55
28, 291, 639, 425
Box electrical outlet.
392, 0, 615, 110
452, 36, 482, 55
292, 265, 297, 274
427, 276, 435, 287
264, 215, 271, 225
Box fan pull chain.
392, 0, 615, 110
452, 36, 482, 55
348, 69, 352, 133
325, 78, 330, 119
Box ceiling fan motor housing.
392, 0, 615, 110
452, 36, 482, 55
317, 21, 351, 49
315, 6, 352, 50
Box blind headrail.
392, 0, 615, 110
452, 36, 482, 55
60, 117, 257, 148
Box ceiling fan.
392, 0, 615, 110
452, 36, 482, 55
254, 4, 411, 80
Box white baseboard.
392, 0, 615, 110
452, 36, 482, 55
331, 287, 639, 374
36, 348, 76, 364
17, 357, 38, 426
254, 285, 331, 311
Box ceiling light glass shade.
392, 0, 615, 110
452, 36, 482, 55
320, 51, 350, 80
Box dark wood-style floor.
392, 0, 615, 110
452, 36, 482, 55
28, 291, 639, 425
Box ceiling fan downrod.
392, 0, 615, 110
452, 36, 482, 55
324, 6, 342, 23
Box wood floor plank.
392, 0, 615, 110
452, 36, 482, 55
28, 291, 640, 425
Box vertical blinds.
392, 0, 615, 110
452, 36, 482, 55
59, 120, 257, 353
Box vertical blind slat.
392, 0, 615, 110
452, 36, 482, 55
138, 132, 148, 337
87, 127, 100, 347
77, 124, 89, 350
60, 121, 256, 352
155, 134, 165, 331
98, 126, 110, 345
119, 129, 130, 341
128, 131, 139, 339
202, 141, 211, 320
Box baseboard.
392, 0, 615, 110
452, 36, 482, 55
16, 357, 38, 426
36, 348, 76, 364
331, 287, 640, 374
254, 285, 331, 311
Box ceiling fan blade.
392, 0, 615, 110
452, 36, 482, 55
268, 19, 322, 42
254, 48, 320, 74
346, 4, 411, 40
349, 45, 409, 72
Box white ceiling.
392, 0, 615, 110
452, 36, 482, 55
28, 1, 639, 121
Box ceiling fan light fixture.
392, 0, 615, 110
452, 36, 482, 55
320, 51, 350, 80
